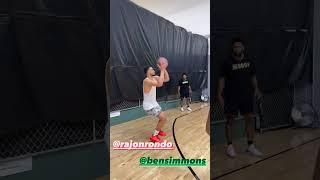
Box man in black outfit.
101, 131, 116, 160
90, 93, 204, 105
178, 73, 192, 111
217, 38, 263, 157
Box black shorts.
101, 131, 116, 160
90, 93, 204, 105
224, 95, 254, 115
180, 92, 190, 98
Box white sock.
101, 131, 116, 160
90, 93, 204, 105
153, 130, 159, 136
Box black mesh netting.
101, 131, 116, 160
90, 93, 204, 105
0, 120, 105, 159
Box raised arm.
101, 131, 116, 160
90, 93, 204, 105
152, 68, 165, 87
164, 69, 170, 82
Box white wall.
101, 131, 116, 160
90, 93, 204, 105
131, 0, 210, 36
131, 0, 203, 18
165, 2, 210, 36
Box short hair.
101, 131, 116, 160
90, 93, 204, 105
182, 73, 187, 77
144, 66, 151, 74
232, 37, 244, 46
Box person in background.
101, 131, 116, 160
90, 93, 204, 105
178, 73, 192, 112
217, 38, 263, 157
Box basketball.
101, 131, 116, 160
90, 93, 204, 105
157, 57, 168, 69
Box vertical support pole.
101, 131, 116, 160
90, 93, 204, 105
313, 0, 320, 115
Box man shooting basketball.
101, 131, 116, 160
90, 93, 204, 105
217, 38, 263, 157
143, 57, 170, 143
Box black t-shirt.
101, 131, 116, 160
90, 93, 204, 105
178, 79, 190, 94
220, 58, 256, 98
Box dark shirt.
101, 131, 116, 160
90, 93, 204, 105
220, 57, 256, 98
178, 79, 190, 94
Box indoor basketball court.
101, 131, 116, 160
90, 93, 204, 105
109, 0, 210, 179
3, 0, 320, 179
110, 102, 210, 179
212, 128, 320, 180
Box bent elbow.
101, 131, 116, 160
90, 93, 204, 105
157, 82, 164, 87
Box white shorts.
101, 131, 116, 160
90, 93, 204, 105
145, 105, 162, 117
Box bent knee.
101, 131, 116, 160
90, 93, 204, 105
158, 113, 166, 120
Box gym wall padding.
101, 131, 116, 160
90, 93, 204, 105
0, 0, 108, 133
110, 0, 208, 106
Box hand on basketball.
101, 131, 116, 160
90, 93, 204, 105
157, 63, 166, 71
157, 57, 168, 70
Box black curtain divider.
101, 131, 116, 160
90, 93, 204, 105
0, 13, 39, 134
110, 0, 208, 105
0, 0, 108, 134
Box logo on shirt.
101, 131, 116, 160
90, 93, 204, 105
232, 62, 250, 70
182, 81, 189, 84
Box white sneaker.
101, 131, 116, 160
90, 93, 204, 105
187, 107, 192, 111
247, 144, 263, 157
181, 107, 184, 112
226, 144, 237, 158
